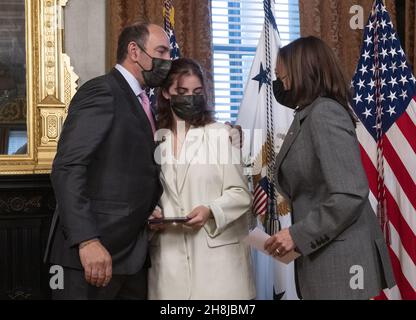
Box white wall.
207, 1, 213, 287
64, 0, 107, 85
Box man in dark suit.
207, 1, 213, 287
44, 23, 171, 299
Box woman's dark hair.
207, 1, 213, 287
278, 36, 356, 125
157, 58, 215, 130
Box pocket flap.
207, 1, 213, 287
206, 232, 239, 248
90, 200, 130, 216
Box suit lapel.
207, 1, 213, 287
275, 113, 301, 175
274, 99, 320, 194
109, 68, 154, 137
159, 130, 180, 202
176, 126, 205, 194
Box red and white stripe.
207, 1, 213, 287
357, 97, 416, 300
253, 184, 268, 216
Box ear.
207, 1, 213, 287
283, 76, 291, 91
127, 41, 140, 60
162, 88, 171, 100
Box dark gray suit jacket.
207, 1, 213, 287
275, 97, 396, 300
44, 69, 163, 275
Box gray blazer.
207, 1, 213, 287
275, 97, 396, 300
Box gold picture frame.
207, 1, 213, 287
0, 0, 78, 175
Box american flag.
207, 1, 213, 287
351, 0, 416, 300
253, 176, 271, 216
147, 0, 181, 108
163, 0, 181, 60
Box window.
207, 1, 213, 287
211, 0, 300, 123
7, 130, 27, 154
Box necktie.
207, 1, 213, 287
138, 91, 156, 134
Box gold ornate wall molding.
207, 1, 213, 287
0, 0, 78, 174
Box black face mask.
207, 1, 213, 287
136, 45, 172, 88
170, 95, 206, 121
273, 78, 297, 109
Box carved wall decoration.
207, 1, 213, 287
0, 98, 26, 124
0, 0, 79, 174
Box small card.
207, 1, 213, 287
148, 217, 191, 225
243, 227, 300, 264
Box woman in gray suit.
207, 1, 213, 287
265, 36, 396, 300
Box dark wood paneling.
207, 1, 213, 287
0, 174, 55, 300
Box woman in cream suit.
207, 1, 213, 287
148, 58, 255, 300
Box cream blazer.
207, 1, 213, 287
148, 122, 256, 300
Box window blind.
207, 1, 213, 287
211, 0, 300, 123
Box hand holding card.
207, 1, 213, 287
243, 227, 300, 264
